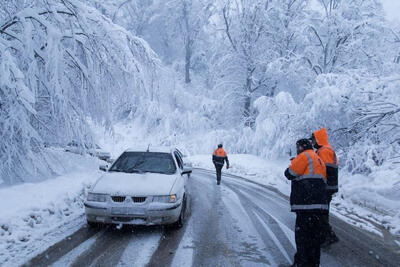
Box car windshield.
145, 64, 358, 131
109, 152, 176, 175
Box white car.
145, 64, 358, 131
84, 146, 191, 228
65, 141, 111, 161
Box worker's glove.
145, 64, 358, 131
290, 157, 295, 161
226, 164, 230, 169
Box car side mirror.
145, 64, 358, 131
183, 162, 192, 167
99, 165, 108, 172
182, 167, 192, 175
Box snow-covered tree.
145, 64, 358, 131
0, 0, 162, 183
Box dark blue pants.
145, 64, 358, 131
215, 164, 223, 182
294, 213, 325, 267
323, 194, 337, 240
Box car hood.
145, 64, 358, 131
92, 172, 178, 196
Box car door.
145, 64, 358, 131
174, 151, 187, 191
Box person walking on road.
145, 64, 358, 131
212, 144, 229, 185
311, 128, 339, 247
282, 139, 328, 267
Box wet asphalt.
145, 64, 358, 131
24, 169, 400, 267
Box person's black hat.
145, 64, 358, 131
296, 139, 312, 150
218, 144, 223, 148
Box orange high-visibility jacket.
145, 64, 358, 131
212, 148, 229, 166
313, 128, 339, 193
289, 150, 327, 180
287, 149, 328, 213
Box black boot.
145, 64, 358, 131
321, 232, 339, 248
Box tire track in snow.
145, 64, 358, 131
189, 172, 240, 267
222, 182, 295, 265
69, 227, 133, 267
70, 225, 163, 267
51, 231, 103, 267
24, 226, 100, 267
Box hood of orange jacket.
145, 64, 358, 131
313, 128, 329, 147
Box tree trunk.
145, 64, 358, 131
185, 39, 191, 83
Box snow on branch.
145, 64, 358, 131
0, 0, 162, 184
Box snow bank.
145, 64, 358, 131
188, 154, 400, 238
337, 164, 400, 237
0, 150, 102, 265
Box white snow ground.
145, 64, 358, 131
0, 148, 103, 266
187, 154, 400, 240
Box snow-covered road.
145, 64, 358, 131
24, 169, 399, 267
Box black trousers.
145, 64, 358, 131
215, 164, 223, 182
323, 194, 336, 240
294, 212, 325, 267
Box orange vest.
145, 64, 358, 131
289, 150, 326, 180
213, 148, 227, 157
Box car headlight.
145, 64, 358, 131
87, 193, 107, 202
153, 195, 177, 203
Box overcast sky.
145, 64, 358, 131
381, 0, 400, 21
309, 0, 400, 22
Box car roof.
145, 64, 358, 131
124, 146, 178, 154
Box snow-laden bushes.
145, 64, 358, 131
0, 48, 40, 184
245, 71, 400, 175
246, 73, 357, 158
0, 0, 161, 184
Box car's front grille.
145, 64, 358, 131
132, 197, 146, 203
111, 196, 126, 202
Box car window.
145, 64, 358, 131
109, 152, 177, 175
174, 152, 183, 169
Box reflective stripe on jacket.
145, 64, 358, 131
287, 149, 328, 213
313, 128, 339, 193
212, 148, 229, 166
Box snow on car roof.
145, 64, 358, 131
124, 146, 176, 153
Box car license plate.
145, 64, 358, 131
111, 207, 128, 215
129, 207, 145, 215
111, 207, 145, 215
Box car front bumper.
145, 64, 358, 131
84, 201, 182, 225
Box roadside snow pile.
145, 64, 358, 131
0, 151, 102, 266
335, 163, 400, 237
188, 154, 400, 238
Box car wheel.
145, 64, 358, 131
172, 195, 186, 228
87, 220, 101, 228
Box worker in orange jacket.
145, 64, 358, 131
311, 128, 339, 246
212, 144, 229, 185
283, 139, 328, 267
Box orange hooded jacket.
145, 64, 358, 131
313, 128, 339, 193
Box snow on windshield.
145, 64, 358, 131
109, 152, 176, 175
